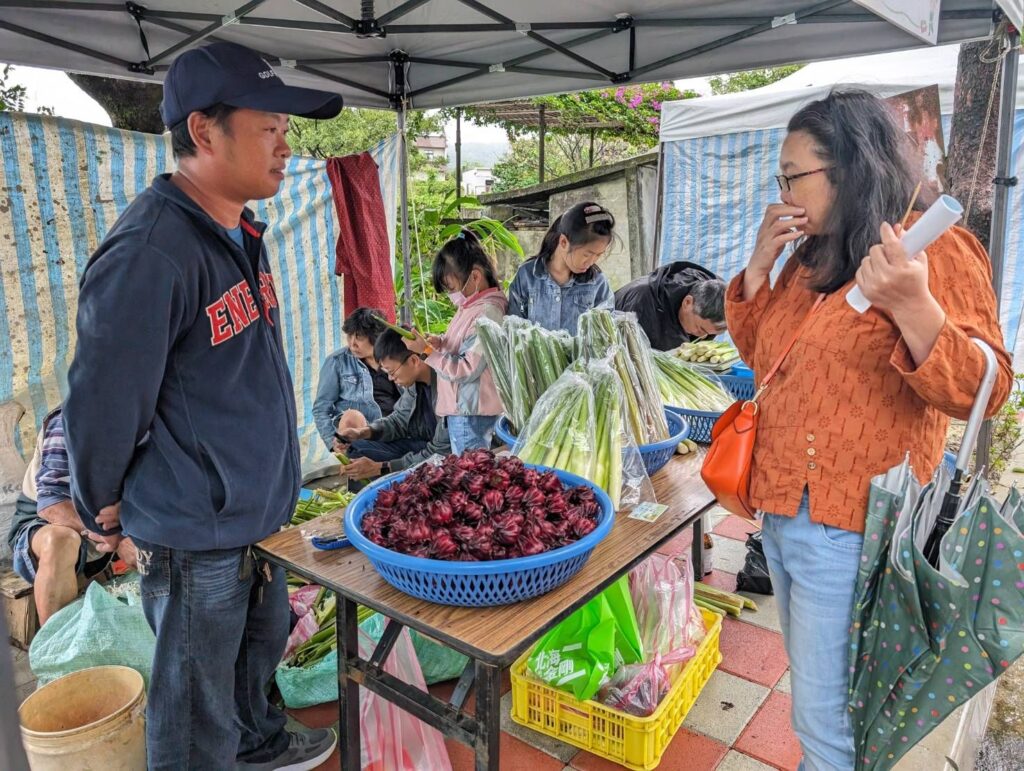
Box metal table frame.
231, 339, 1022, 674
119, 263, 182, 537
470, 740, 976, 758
260, 506, 708, 770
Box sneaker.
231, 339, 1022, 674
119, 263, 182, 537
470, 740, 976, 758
237, 727, 338, 771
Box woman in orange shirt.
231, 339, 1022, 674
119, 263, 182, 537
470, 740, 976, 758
726, 90, 1013, 770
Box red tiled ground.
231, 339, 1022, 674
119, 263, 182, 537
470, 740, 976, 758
655, 526, 694, 556
734, 691, 802, 771
702, 569, 739, 592
570, 727, 728, 771
447, 733, 567, 771
717, 617, 789, 688
712, 516, 761, 542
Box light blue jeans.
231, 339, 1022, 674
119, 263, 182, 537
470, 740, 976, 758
447, 415, 497, 455
760, 492, 863, 771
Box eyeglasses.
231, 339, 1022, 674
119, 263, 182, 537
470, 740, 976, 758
381, 356, 412, 379
774, 167, 830, 193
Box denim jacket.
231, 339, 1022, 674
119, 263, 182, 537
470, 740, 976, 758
506, 257, 614, 334
312, 347, 382, 448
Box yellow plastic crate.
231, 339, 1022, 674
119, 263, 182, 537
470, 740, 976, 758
510, 607, 723, 771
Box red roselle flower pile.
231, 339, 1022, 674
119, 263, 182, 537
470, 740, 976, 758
360, 450, 602, 561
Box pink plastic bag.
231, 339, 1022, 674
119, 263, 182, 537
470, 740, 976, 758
599, 552, 706, 716
283, 585, 323, 661
359, 626, 452, 771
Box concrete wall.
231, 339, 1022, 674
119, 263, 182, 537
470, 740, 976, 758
549, 176, 633, 291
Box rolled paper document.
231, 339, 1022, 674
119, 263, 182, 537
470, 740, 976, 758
846, 195, 964, 313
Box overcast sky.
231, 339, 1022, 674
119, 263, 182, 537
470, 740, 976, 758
7, 63, 713, 154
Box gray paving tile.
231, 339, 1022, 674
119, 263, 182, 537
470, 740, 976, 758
682, 670, 770, 745
710, 534, 748, 575
716, 750, 778, 771
500, 691, 579, 763
775, 669, 791, 694
737, 588, 782, 634
11, 646, 35, 688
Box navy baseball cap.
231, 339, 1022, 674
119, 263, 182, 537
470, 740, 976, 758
160, 41, 343, 128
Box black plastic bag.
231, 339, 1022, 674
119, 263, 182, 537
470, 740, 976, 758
736, 530, 773, 595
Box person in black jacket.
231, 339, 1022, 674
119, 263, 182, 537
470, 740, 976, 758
614, 261, 727, 350
63, 42, 342, 771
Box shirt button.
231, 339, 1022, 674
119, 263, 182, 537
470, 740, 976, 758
808, 462, 817, 470
555, 295, 560, 302
807, 447, 816, 457
806, 433, 815, 442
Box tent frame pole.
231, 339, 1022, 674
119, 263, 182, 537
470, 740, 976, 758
976, 26, 1019, 473
392, 52, 414, 326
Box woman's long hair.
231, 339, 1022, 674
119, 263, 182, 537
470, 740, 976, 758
534, 201, 615, 282
431, 228, 500, 294
788, 90, 922, 294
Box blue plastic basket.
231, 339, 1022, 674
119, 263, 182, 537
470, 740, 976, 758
665, 405, 722, 444
718, 374, 756, 401
495, 410, 688, 478
638, 409, 690, 477
344, 465, 615, 607
495, 415, 518, 448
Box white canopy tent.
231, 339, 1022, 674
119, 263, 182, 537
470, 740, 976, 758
657, 43, 1024, 363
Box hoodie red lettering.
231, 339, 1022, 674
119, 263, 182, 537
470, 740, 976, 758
206, 279, 264, 346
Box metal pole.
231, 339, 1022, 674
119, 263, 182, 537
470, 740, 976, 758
976, 31, 1019, 473
589, 128, 595, 168
398, 103, 412, 325
455, 108, 463, 197
538, 104, 546, 183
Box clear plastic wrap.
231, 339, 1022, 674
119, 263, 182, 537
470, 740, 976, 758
513, 370, 595, 483
580, 357, 655, 510
502, 316, 573, 434
598, 552, 706, 716
476, 316, 516, 426
652, 349, 734, 412
613, 312, 670, 442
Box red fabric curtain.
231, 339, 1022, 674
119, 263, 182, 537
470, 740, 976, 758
326, 152, 396, 322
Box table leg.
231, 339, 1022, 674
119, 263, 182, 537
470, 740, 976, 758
337, 596, 360, 770
473, 660, 501, 771
692, 513, 704, 580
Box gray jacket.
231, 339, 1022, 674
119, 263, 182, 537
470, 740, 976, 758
369, 369, 451, 471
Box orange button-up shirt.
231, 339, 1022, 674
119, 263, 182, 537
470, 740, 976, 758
726, 225, 1013, 533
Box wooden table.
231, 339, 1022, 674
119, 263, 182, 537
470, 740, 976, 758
257, 453, 715, 770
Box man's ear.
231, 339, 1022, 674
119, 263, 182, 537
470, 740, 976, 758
682, 295, 694, 310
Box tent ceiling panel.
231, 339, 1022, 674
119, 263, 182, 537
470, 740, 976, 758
0, 0, 995, 110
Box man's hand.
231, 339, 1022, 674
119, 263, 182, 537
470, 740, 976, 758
96, 501, 122, 532
332, 438, 350, 454
86, 530, 123, 555
337, 426, 371, 443
117, 537, 138, 570
338, 456, 383, 479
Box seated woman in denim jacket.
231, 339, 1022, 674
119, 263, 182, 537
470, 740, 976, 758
506, 201, 615, 334
312, 308, 413, 460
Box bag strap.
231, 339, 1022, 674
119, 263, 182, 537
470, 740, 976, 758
752, 293, 825, 402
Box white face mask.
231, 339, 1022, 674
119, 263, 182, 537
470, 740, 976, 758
447, 273, 476, 307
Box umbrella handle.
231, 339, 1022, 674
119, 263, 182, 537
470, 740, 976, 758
954, 338, 999, 475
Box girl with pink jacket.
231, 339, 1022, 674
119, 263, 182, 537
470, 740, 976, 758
404, 230, 507, 454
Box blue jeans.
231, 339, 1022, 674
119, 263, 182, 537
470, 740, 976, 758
349, 437, 428, 462
760, 493, 863, 771
447, 415, 497, 455
134, 537, 290, 770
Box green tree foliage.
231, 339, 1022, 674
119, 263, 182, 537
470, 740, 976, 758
287, 107, 442, 163
709, 65, 804, 95
0, 65, 27, 112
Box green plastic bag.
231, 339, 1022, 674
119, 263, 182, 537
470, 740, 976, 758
361, 613, 468, 685
276, 650, 339, 709
528, 577, 643, 701
29, 581, 155, 688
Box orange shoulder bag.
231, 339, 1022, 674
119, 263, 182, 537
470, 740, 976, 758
701, 294, 824, 519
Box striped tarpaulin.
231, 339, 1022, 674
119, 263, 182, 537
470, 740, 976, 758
658, 109, 1024, 366
0, 112, 399, 471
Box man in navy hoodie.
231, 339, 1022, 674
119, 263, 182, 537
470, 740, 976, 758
63, 42, 342, 770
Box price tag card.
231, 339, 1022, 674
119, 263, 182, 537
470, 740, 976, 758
629, 502, 668, 523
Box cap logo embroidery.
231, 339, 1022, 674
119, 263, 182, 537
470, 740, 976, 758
258, 69, 276, 79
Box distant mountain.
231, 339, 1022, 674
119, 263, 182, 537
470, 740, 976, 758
448, 141, 509, 171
